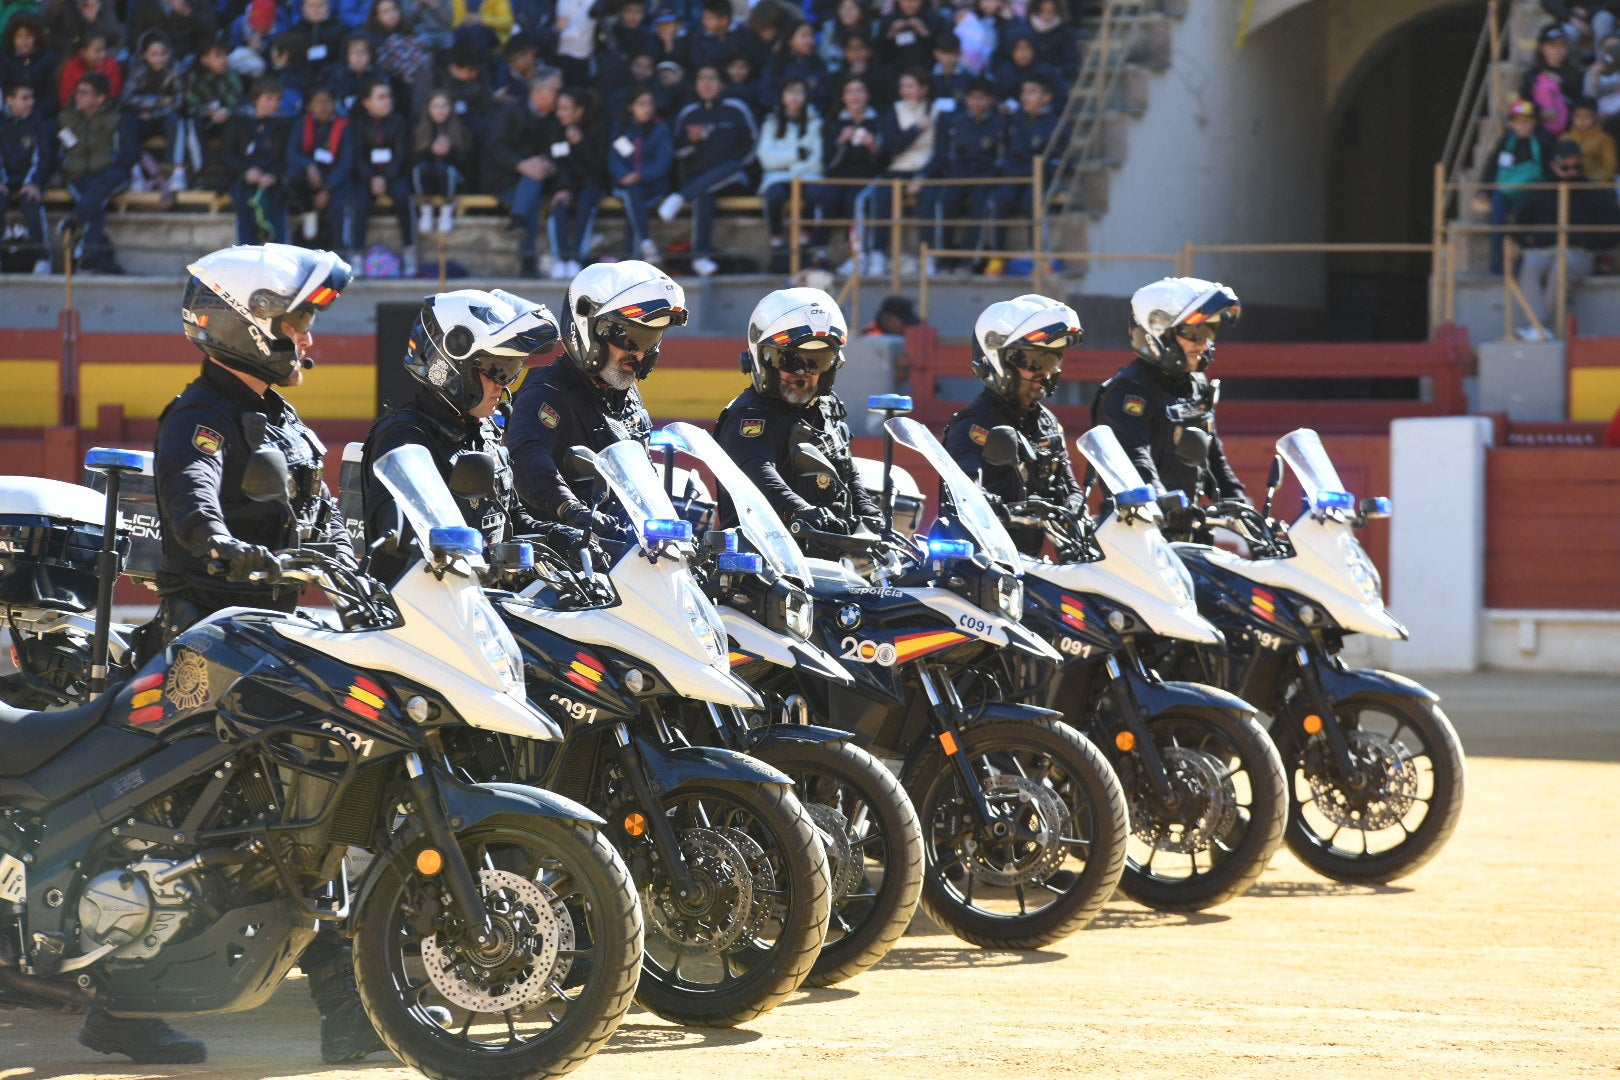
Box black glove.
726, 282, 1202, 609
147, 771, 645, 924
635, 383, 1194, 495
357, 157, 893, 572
1162, 504, 1205, 538
207, 535, 279, 583
558, 500, 627, 539
980, 491, 1009, 520
789, 505, 849, 535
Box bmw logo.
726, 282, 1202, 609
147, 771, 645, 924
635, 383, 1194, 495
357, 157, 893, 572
836, 604, 862, 630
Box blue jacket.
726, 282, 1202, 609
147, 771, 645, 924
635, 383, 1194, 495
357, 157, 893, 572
998, 105, 1060, 177
0, 104, 52, 189
921, 107, 1004, 179
672, 96, 757, 178
608, 117, 673, 192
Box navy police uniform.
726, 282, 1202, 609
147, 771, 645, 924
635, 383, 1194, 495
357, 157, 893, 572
506, 360, 653, 521
153, 360, 350, 631
943, 388, 1084, 556
1091, 357, 1245, 505
714, 387, 881, 540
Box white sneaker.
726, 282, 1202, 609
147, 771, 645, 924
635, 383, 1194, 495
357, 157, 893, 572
1516, 326, 1551, 342
438, 204, 454, 233
32, 259, 50, 274
302, 211, 318, 240
402, 248, 418, 277
129, 165, 148, 193
924, 256, 938, 276
348, 252, 363, 278
900, 254, 918, 277
169, 166, 187, 191
657, 193, 685, 222
418, 205, 434, 236
836, 256, 857, 277
865, 250, 888, 276
638, 238, 659, 261
548, 257, 570, 280
692, 255, 718, 277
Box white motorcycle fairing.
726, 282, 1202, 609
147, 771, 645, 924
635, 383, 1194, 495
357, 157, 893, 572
908, 586, 1062, 661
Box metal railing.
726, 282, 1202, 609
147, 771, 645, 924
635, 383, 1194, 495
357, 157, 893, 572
1439, 0, 1509, 207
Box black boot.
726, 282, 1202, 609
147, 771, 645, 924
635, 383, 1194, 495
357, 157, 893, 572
303, 940, 386, 1064
78, 1009, 208, 1064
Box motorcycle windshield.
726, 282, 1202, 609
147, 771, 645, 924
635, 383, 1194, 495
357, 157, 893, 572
1076, 426, 1149, 499
1277, 428, 1349, 501
597, 440, 690, 546
373, 443, 471, 558
886, 416, 1021, 569
661, 421, 813, 586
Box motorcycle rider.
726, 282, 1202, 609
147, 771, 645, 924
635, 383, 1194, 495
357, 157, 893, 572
109, 244, 377, 1066
715, 288, 882, 553
361, 288, 562, 583
942, 293, 1085, 555
507, 260, 687, 534
1091, 276, 1247, 517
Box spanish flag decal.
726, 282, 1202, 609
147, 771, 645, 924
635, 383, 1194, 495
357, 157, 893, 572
893, 630, 970, 664
1060, 595, 1087, 632
567, 651, 605, 692
344, 676, 387, 720
728, 650, 756, 667
128, 671, 167, 725
1251, 587, 1276, 622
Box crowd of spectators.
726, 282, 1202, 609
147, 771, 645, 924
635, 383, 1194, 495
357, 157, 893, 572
0, 0, 1088, 277
1480, 15, 1620, 338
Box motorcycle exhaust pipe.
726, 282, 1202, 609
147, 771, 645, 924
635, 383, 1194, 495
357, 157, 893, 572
0, 966, 99, 1009
780, 694, 810, 726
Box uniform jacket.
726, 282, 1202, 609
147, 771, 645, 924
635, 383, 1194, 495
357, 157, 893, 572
820, 105, 884, 179
0, 104, 52, 189
220, 109, 292, 181
943, 388, 1083, 556
285, 111, 354, 188
608, 117, 673, 192
714, 387, 881, 532
154, 360, 351, 612
672, 96, 757, 178
999, 104, 1059, 177
507, 360, 652, 520
920, 107, 1004, 179
351, 110, 408, 184
1091, 357, 1246, 505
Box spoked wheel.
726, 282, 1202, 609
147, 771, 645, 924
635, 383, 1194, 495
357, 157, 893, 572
631, 780, 830, 1027
1110, 710, 1287, 911
352, 819, 643, 1080
1273, 693, 1466, 883
753, 740, 924, 986
903, 719, 1128, 950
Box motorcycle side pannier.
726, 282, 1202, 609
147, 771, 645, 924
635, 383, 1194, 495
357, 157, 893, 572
0, 477, 113, 611
83, 454, 161, 585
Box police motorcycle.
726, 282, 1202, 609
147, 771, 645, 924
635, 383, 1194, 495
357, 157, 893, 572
471, 438, 833, 1029
0, 444, 644, 1080
964, 424, 1286, 912
777, 399, 1128, 950
1151, 427, 1466, 883
648, 421, 924, 988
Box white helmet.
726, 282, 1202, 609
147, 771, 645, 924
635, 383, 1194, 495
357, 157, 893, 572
562, 260, 688, 379
972, 293, 1082, 403
405, 289, 559, 415
742, 287, 849, 399
182, 244, 352, 383
1128, 276, 1241, 373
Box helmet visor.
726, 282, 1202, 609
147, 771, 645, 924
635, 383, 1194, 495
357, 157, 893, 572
595, 313, 669, 357
1004, 342, 1064, 376
279, 306, 318, 334
760, 325, 846, 375
473, 351, 527, 387
1176, 288, 1240, 334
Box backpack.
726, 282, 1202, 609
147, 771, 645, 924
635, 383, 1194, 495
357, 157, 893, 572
362, 243, 401, 278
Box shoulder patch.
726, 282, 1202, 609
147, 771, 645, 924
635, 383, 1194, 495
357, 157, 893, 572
1123, 395, 1146, 417
538, 404, 560, 429
740, 418, 765, 438
969, 424, 988, 445
192, 425, 223, 455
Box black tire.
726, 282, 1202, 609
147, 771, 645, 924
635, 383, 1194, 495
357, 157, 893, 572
1110, 709, 1288, 912
352, 818, 643, 1080
903, 719, 1128, 950
632, 780, 831, 1027
1274, 693, 1467, 883
753, 740, 924, 986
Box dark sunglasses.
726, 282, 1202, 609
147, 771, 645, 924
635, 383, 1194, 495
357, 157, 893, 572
1176, 324, 1218, 344
473, 353, 526, 386
1004, 344, 1063, 375
595, 315, 666, 356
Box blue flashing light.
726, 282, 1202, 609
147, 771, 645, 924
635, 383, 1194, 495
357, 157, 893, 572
1313, 490, 1356, 512
643, 518, 694, 543
428, 525, 484, 557
867, 394, 914, 412
717, 551, 763, 574
508, 542, 535, 569
1158, 490, 1188, 509
926, 537, 975, 560
648, 429, 681, 450
85, 447, 150, 474
1115, 485, 1156, 508
1364, 496, 1392, 517
721, 530, 739, 553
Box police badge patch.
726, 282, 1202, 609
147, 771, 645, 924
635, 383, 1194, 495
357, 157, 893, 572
1123, 396, 1146, 417
815, 474, 831, 489
164, 648, 210, 710
192, 425, 223, 455
740, 419, 765, 437
969, 424, 988, 445
539, 404, 560, 429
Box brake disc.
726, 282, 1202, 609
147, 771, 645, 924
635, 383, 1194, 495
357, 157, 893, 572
1129, 746, 1238, 855
643, 828, 754, 957
1309, 729, 1418, 831
803, 802, 860, 903
721, 827, 779, 940
970, 774, 1070, 888
419, 869, 561, 1012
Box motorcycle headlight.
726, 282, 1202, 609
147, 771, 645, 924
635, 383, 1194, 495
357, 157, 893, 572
470, 600, 524, 694
1151, 534, 1193, 607
783, 585, 813, 640
682, 578, 727, 662
1339, 535, 1383, 603
997, 574, 1024, 620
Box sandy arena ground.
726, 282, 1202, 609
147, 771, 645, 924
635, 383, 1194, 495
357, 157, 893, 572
3, 672, 1617, 1080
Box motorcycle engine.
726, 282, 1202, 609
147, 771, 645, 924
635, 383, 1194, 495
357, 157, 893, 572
77, 858, 198, 962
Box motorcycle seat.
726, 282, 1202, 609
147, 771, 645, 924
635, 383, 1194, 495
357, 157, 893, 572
0, 691, 120, 778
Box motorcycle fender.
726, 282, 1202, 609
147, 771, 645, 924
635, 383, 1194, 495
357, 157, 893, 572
742, 723, 854, 751
968, 702, 1064, 724
635, 734, 793, 794
1316, 665, 1440, 705
787, 639, 856, 684
1130, 677, 1258, 721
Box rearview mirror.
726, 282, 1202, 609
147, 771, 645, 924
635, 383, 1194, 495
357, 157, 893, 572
1173, 427, 1211, 467
449, 452, 497, 498
1266, 455, 1285, 492
791, 442, 840, 486
562, 446, 601, 481
241, 448, 293, 507
981, 425, 1022, 468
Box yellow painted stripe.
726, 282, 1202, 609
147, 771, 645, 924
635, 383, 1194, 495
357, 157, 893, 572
131, 688, 162, 708
569, 660, 603, 682
728, 651, 750, 666
1060, 603, 1085, 619
1253, 597, 1275, 612
896, 631, 967, 662
0, 361, 63, 426
1570, 368, 1620, 421
348, 685, 386, 710
637, 369, 748, 420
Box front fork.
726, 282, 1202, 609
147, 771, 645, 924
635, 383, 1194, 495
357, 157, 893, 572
609, 721, 699, 897
913, 663, 997, 826
1096, 644, 1178, 806
1289, 644, 1362, 783
404, 753, 494, 940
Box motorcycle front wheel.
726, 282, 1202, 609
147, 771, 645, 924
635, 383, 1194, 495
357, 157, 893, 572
1274, 693, 1466, 883
631, 780, 831, 1027
903, 719, 1128, 950
352, 818, 643, 1080
753, 739, 924, 986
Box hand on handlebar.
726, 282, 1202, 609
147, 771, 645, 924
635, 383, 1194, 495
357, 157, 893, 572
206, 536, 280, 583
789, 506, 850, 535
1162, 504, 1207, 537
559, 499, 629, 541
